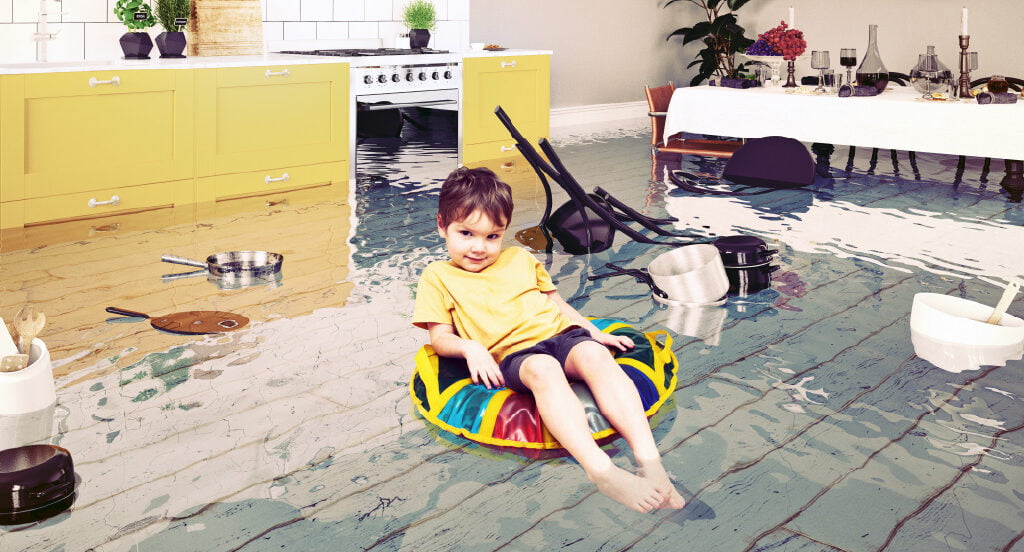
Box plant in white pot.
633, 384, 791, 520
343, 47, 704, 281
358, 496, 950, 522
403, 0, 436, 49
113, 0, 157, 59
154, 0, 190, 58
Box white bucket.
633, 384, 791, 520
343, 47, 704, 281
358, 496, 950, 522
910, 293, 1024, 373
0, 339, 56, 416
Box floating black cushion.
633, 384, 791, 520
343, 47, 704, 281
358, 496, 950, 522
722, 136, 815, 189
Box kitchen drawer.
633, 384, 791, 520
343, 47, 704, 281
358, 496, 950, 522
22, 180, 184, 225
23, 70, 176, 98
207, 178, 347, 219
198, 161, 347, 202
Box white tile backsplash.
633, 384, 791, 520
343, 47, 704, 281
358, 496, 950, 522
0, 0, 470, 62
300, 0, 332, 21
61, 0, 110, 24
0, 0, 13, 24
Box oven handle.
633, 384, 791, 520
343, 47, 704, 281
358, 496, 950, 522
358, 99, 458, 111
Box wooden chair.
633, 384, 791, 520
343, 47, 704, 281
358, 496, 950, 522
644, 82, 743, 159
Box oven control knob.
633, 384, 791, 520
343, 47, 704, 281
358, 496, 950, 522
418, 72, 427, 81
363, 75, 373, 85
391, 74, 400, 83
444, 70, 453, 79
431, 71, 439, 80
406, 72, 414, 82
377, 75, 387, 83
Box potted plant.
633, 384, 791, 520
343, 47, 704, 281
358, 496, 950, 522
403, 0, 436, 50
154, 0, 190, 58
113, 0, 157, 59
665, 0, 756, 86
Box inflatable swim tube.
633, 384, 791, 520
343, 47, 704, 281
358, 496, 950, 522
409, 319, 678, 449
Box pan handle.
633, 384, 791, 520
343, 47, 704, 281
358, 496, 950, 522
105, 306, 149, 318
589, 263, 669, 300
161, 254, 208, 269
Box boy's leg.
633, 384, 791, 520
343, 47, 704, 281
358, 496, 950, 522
518, 353, 667, 513
564, 341, 686, 509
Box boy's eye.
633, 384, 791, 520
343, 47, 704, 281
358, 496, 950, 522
459, 230, 472, 236
487, 234, 500, 240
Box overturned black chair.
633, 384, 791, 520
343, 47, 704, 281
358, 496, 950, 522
494, 106, 697, 254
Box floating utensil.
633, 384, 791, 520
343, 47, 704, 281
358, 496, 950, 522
105, 307, 249, 335
986, 280, 1020, 325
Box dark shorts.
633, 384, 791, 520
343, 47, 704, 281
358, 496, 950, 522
498, 326, 598, 393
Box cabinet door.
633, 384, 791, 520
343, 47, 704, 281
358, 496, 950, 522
1, 70, 195, 201
196, 63, 349, 177
462, 56, 550, 148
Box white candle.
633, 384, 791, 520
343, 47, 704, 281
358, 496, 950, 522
789, 6, 795, 28
961, 6, 968, 35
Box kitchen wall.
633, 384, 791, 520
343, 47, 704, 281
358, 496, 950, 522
471, 0, 1023, 109
0, 0, 470, 64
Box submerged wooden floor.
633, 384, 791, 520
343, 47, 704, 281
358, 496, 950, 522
1, 122, 1022, 551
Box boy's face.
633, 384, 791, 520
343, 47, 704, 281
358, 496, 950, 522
438, 209, 507, 273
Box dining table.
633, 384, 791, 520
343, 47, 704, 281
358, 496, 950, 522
664, 84, 1024, 201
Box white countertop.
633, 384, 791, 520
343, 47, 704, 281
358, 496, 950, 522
0, 50, 553, 75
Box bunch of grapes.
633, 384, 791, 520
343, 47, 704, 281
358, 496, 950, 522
745, 38, 778, 56
756, 21, 807, 61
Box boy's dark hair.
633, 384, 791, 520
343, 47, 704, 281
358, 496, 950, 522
437, 167, 514, 228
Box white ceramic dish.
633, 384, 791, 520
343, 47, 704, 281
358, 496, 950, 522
910, 293, 1024, 372
0, 339, 56, 416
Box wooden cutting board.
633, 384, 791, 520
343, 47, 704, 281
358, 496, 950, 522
187, 0, 263, 57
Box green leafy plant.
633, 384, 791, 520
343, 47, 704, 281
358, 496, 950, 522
155, 0, 190, 32
114, 0, 156, 31
665, 0, 756, 86
403, 0, 436, 31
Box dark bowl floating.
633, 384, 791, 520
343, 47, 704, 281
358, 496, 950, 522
0, 445, 77, 525
713, 235, 778, 267
119, 32, 153, 60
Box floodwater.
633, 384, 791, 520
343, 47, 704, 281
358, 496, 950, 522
0, 111, 1022, 551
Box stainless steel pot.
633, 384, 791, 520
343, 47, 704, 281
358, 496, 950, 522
589, 244, 729, 305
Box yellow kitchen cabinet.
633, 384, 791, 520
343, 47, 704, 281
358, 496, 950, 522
196, 160, 346, 205
195, 63, 349, 186
462, 55, 550, 166
0, 70, 195, 228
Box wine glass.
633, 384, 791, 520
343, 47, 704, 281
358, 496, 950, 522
811, 51, 831, 92
840, 48, 857, 86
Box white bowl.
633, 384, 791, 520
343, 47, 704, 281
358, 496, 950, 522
0, 339, 56, 416
910, 293, 1024, 372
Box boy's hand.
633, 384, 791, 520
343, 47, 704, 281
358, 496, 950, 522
464, 341, 505, 389
593, 331, 634, 352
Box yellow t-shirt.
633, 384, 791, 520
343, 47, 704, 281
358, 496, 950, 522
413, 246, 573, 362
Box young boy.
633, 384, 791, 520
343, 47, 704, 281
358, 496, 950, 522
413, 167, 685, 512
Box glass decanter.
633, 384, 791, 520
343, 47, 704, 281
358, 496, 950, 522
909, 45, 953, 97
856, 24, 889, 92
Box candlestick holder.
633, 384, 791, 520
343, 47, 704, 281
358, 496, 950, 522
958, 35, 972, 98
783, 60, 798, 88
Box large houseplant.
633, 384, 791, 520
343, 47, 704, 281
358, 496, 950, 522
403, 0, 436, 49
665, 0, 756, 86
114, 0, 157, 59
154, 0, 190, 58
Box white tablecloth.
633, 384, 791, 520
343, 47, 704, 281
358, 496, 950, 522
665, 86, 1024, 160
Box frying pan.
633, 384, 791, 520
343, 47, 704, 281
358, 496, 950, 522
105, 307, 249, 335
161, 251, 284, 279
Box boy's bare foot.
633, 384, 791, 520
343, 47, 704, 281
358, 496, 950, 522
637, 460, 686, 510
589, 465, 667, 513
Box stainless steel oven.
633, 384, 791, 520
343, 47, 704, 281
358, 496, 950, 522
280, 48, 462, 181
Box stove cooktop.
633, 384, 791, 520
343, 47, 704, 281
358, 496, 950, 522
279, 48, 450, 57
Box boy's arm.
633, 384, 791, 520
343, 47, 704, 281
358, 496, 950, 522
543, 290, 633, 351
426, 322, 505, 389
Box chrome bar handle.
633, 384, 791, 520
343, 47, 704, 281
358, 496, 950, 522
89, 76, 121, 88
265, 69, 291, 78
500, 61, 517, 68
500, 145, 515, 152
88, 195, 120, 208
264, 173, 290, 184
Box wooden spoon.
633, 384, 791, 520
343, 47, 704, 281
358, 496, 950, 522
14, 305, 46, 355
985, 281, 1021, 325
